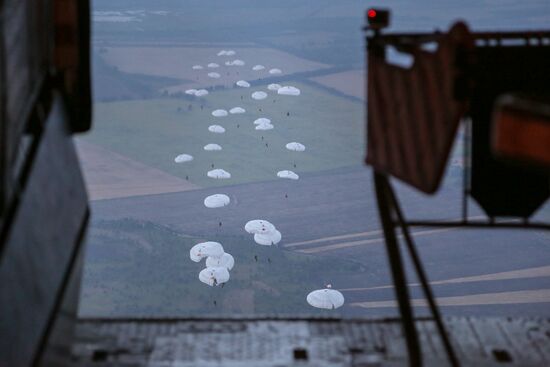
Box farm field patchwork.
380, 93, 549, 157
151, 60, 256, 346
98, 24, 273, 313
75, 140, 198, 201
310, 69, 365, 100
85, 81, 364, 188
79, 218, 366, 317
100, 46, 330, 92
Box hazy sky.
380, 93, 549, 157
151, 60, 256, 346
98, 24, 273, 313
93, 0, 550, 31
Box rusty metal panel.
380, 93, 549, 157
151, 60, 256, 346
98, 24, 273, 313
366, 23, 472, 194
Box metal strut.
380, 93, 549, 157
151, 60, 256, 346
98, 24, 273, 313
374, 172, 422, 367
385, 176, 460, 367
374, 171, 460, 367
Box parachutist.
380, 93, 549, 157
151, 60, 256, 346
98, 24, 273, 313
237, 124, 240, 128
293, 164, 297, 168
254, 255, 258, 262
211, 163, 215, 168
213, 300, 217, 306
285, 194, 288, 198
287, 112, 290, 116
268, 258, 271, 263
265, 143, 268, 148
219, 222, 222, 227
259, 108, 262, 112
186, 175, 189, 180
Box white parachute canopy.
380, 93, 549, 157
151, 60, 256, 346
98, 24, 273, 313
174, 154, 193, 163
231, 59, 245, 66
206, 253, 235, 271
194, 89, 209, 97
192, 65, 203, 70
208, 125, 226, 133
185, 89, 198, 95
190, 242, 224, 262
207, 169, 231, 179
278, 86, 301, 96
252, 64, 265, 71
229, 107, 246, 114
211, 109, 228, 117
267, 83, 282, 91
245, 220, 276, 235
286, 142, 306, 152
208, 72, 221, 78
204, 194, 230, 208
217, 50, 236, 56
207, 62, 219, 68
306, 288, 345, 310
204, 143, 222, 151
277, 170, 299, 180
236, 80, 251, 88
255, 122, 273, 131
199, 266, 230, 286
269, 68, 282, 75
245, 220, 281, 246
254, 117, 271, 125
251, 91, 267, 100
254, 230, 282, 246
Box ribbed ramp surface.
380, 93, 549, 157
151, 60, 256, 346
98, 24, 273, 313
72, 317, 550, 366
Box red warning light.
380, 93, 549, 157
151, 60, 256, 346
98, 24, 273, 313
366, 9, 389, 30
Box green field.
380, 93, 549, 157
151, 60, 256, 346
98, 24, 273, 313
80, 218, 366, 317
85, 82, 364, 188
